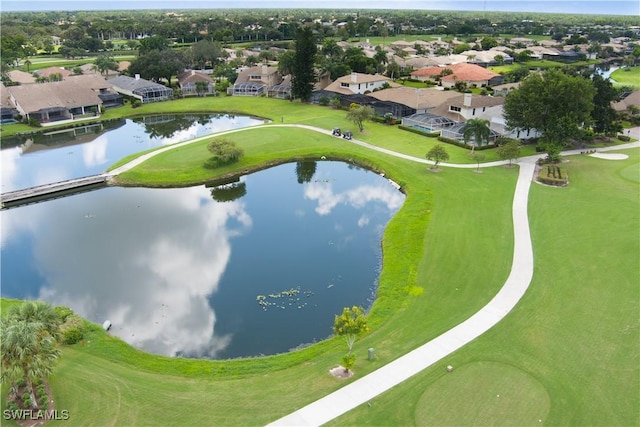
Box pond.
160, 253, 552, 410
1, 114, 264, 192
0, 161, 405, 359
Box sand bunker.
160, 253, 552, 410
589, 153, 629, 160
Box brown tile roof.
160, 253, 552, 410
7, 70, 36, 84
6, 75, 112, 113
34, 66, 73, 79
412, 63, 500, 82
177, 70, 215, 85
335, 73, 391, 85
613, 90, 640, 111
428, 93, 505, 121
368, 86, 460, 109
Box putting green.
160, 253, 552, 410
619, 161, 640, 183
414, 361, 550, 426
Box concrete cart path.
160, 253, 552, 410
266, 158, 536, 426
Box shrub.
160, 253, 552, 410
618, 134, 631, 141
131, 99, 142, 108
54, 306, 74, 322
60, 314, 85, 345
538, 164, 568, 186
341, 353, 356, 371
39, 395, 49, 408
398, 125, 440, 138
205, 138, 244, 168
437, 135, 493, 151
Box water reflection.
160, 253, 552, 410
0, 114, 263, 192
1, 162, 404, 359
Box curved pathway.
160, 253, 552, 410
106, 124, 638, 426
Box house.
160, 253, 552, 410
6, 70, 36, 85
177, 70, 216, 96
492, 82, 520, 97
429, 93, 505, 122
542, 48, 580, 62
34, 66, 73, 81
0, 84, 20, 123
4, 74, 121, 123
108, 74, 173, 103
612, 89, 640, 115
268, 75, 291, 99
231, 65, 281, 96
411, 63, 503, 88
368, 86, 460, 115
323, 73, 393, 96
461, 49, 514, 67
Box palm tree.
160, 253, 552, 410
1, 302, 62, 408
6, 301, 61, 341
1, 320, 61, 408
462, 118, 491, 154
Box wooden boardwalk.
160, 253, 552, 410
1, 174, 109, 209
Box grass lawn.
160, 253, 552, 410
611, 66, 640, 89
2, 124, 519, 425
2, 97, 637, 425
329, 149, 640, 426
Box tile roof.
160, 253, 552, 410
368, 86, 460, 110
108, 75, 167, 91
34, 66, 73, 79
6, 75, 112, 113
7, 70, 36, 84
412, 63, 500, 82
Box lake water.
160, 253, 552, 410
1, 114, 264, 192
1, 134, 404, 358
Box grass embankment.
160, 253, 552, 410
2, 124, 518, 425
330, 149, 640, 426
610, 65, 640, 89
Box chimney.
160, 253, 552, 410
351, 73, 357, 83
262, 65, 268, 75
463, 93, 472, 107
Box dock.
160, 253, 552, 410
1, 174, 109, 209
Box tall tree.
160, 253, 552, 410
190, 40, 226, 70
462, 118, 491, 153
94, 53, 118, 76
503, 69, 596, 155
295, 161, 317, 184
291, 27, 317, 102
591, 74, 621, 135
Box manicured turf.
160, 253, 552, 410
2, 97, 638, 425
329, 149, 640, 426
610, 66, 640, 89
2, 124, 519, 425
414, 361, 550, 426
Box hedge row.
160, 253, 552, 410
437, 135, 494, 151
398, 124, 440, 138
538, 164, 568, 186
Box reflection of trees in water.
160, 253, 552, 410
133, 113, 231, 139
295, 160, 317, 184
210, 181, 247, 203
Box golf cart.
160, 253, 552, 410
342, 130, 353, 140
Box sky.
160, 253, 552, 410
1, 0, 638, 16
